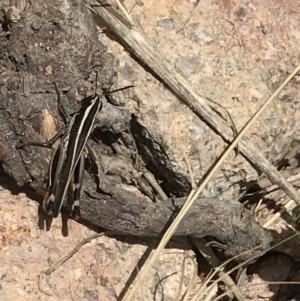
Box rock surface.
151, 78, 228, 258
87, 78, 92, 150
1, 0, 300, 300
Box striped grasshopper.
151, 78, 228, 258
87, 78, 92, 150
18, 81, 132, 219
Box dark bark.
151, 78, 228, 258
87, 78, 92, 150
79, 171, 272, 259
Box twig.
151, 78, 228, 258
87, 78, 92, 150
38, 232, 104, 296
182, 147, 244, 300
174, 256, 188, 301
177, 0, 202, 33
206, 97, 239, 155
143, 171, 168, 201
181, 146, 196, 189
42, 232, 104, 275
174, 254, 198, 301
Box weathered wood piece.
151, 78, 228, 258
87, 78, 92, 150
0, 0, 272, 258
79, 171, 272, 259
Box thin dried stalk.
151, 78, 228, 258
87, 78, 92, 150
192, 238, 245, 301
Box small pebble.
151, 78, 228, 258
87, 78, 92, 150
156, 18, 175, 30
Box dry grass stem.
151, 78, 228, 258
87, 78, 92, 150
263, 198, 297, 228
192, 238, 246, 301
42, 232, 104, 276
181, 146, 196, 189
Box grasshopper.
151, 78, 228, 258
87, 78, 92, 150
18, 80, 132, 219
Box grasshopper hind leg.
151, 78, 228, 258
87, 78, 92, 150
70, 154, 85, 219
43, 146, 65, 216
44, 193, 55, 216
